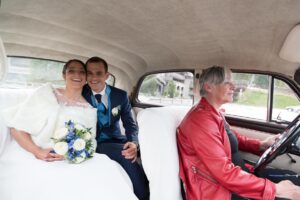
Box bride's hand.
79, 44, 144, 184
10, 129, 64, 162
33, 148, 64, 162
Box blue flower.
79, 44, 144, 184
66, 131, 75, 141
69, 121, 75, 129
75, 150, 84, 156
85, 150, 89, 157
65, 120, 75, 130
68, 139, 75, 149
68, 150, 75, 159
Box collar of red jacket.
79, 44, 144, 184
199, 97, 218, 113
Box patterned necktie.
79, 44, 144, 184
95, 94, 102, 103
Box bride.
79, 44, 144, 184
0, 59, 138, 200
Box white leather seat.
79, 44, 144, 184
137, 106, 190, 200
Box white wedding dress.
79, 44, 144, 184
0, 84, 137, 200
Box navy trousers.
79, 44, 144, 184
96, 142, 150, 200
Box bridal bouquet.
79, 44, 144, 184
52, 120, 96, 164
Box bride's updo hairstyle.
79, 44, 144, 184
62, 59, 86, 75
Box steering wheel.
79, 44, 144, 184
254, 114, 300, 176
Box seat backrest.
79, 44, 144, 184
0, 88, 32, 156
137, 106, 190, 200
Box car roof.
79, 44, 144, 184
1, 0, 300, 87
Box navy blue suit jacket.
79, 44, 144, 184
82, 84, 138, 143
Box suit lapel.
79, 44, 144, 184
109, 87, 122, 122
105, 85, 112, 125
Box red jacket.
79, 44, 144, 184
177, 98, 276, 200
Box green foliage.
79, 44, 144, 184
273, 94, 299, 108
236, 89, 299, 108
237, 90, 268, 107
140, 75, 157, 96
274, 79, 286, 87
253, 74, 269, 89
164, 80, 178, 98
233, 73, 269, 89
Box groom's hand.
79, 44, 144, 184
122, 142, 138, 163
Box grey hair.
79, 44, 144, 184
199, 66, 230, 96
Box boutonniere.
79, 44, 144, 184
111, 105, 121, 116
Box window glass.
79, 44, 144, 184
272, 79, 300, 123
222, 73, 269, 120
0, 57, 115, 88
106, 74, 115, 86
138, 72, 194, 106
1, 57, 65, 88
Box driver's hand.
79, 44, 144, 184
275, 180, 300, 200
260, 134, 281, 151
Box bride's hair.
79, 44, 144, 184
63, 59, 86, 75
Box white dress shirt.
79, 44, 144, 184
92, 85, 108, 108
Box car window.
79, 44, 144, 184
222, 73, 269, 120
106, 73, 115, 87
0, 57, 115, 88
1, 57, 65, 88
222, 72, 300, 123
137, 72, 194, 106
273, 78, 299, 123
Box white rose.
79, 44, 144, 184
73, 138, 86, 151
112, 108, 118, 115
83, 132, 92, 140
111, 106, 120, 116
53, 127, 68, 140
53, 142, 68, 155
75, 124, 84, 130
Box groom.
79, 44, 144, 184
82, 56, 149, 200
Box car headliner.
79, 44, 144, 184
0, 0, 300, 89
